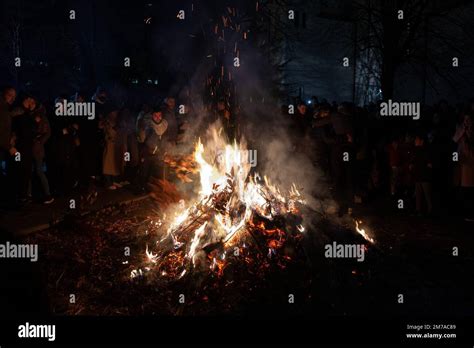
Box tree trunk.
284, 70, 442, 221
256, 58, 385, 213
380, 1, 398, 101
381, 53, 395, 100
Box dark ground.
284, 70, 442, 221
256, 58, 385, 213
1, 189, 472, 319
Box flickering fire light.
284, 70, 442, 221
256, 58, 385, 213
130, 126, 307, 280
355, 220, 375, 244
129, 125, 377, 284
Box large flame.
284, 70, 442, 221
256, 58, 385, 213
134, 127, 306, 278
130, 126, 375, 281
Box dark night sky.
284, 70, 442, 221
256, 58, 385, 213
1, 0, 474, 105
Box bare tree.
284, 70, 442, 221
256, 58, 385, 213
354, 0, 474, 101
0, 0, 23, 85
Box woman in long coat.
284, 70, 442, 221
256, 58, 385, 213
100, 110, 125, 189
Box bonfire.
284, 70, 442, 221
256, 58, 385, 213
130, 127, 307, 280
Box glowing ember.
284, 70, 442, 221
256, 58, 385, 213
132, 126, 306, 280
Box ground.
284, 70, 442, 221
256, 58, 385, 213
1, 189, 472, 318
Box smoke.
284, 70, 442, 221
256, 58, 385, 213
151, 1, 339, 220
241, 101, 339, 216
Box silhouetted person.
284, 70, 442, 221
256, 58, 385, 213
31, 103, 54, 204
0, 87, 18, 206
453, 113, 474, 221
12, 95, 37, 204
410, 134, 433, 216
138, 107, 168, 191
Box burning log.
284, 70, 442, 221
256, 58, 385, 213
165, 171, 235, 249
135, 132, 309, 282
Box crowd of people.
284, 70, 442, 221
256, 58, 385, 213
0, 86, 236, 209
1, 85, 473, 222
288, 97, 474, 221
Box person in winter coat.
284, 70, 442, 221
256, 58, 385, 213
387, 137, 402, 196
162, 97, 179, 146
453, 113, 474, 221
0, 87, 18, 159
31, 104, 54, 203
138, 107, 168, 192
0, 87, 18, 206
11, 95, 37, 203
99, 108, 125, 190
120, 107, 139, 185
409, 133, 433, 216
